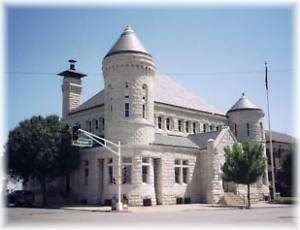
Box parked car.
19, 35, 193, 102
7, 190, 35, 207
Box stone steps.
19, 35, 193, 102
218, 192, 245, 207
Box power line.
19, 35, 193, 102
4, 69, 293, 77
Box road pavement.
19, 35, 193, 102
4, 204, 297, 228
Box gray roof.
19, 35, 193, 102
265, 130, 296, 144
152, 134, 200, 149
154, 75, 224, 115
105, 25, 150, 58
188, 131, 221, 149
227, 93, 262, 114
71, 74, 224, 115
152, 131, 222, 149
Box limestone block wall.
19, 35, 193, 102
102, 53, 156, 145
62, 77, 82, 118
205, 128, 236, 204
154, 103, 227, 136
69, 145, 202, 206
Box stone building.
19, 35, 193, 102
26, 26, 270, 206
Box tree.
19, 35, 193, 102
7, 115, 80, 206
281, 144, 294, 196
222, 142, 266, 209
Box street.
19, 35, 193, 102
4, 205, 297, 227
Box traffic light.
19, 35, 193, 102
72, 126, 79, 141
122, 166, 127, 184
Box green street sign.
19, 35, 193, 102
72, 138, 93, 147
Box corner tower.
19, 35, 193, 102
227, 93, 270, 194
102, 26, 156, 145
226, 93, 265, 143
58, 60, 86, 118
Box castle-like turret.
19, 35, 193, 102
227, 93, 269, 194
102, 26, 156, 145
226, 93, 265, 143
58, 60, 86, 118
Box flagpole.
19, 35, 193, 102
265, 61, 276, 200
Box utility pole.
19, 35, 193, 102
265, 61, 276, 200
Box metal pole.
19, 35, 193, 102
116, 141, 123, 211
265, 61, 276, 200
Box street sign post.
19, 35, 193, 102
72, 138, 93, 147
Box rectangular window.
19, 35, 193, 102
102, 118, 105, 131
125, 103, 130, 118
185, 121, 189, 133
175, 167, 180, 183
158, 117, 162, 129
142, 104, 146, 118
183, 167, 188, 183
203, 124, 206, 133
142, 165, 148, 183
122, 165, 132, 184
193, 122, 196, 134
107, 158, 113, 184
142, 158, 150, 183
122, 157, 132, 184
95, 119, 99, 130
84, 168, 89, 186
247, 123, 250, 136
178, 120, 182, 132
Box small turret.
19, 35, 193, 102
58, 60, 86, 118
226, 93, 265, 143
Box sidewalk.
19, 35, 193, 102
62, 201, 291, 213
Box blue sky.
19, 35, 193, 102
6, 6, 294, 139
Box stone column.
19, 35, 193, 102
206, 139, 224, 204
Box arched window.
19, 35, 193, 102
157, 116, 162, 129
203, 124, 207, 133
234, 123, 237, 137
166, 118, 171, 130
246, 123, 250, 136
185, 121, 189, 133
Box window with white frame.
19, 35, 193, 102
122, 157, 132, 184
142, 157, 150, 183
107, 158, 113, 184
174, 159, 189, 184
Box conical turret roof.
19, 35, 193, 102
227, 93, 262, 114
105, 25, 151, 58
